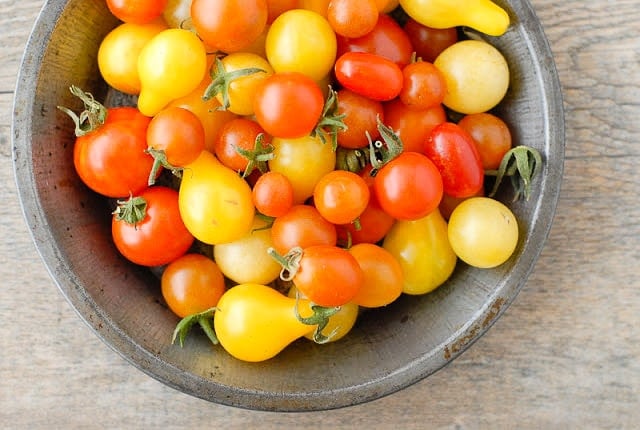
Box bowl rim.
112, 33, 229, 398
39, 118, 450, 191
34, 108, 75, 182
12, 0, 564, 411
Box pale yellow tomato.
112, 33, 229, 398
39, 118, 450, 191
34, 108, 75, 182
97, 19, 167, 95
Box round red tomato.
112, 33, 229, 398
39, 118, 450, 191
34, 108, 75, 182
106, 0, 168, 24
335, 89, 384, 149
423, 122, 485, 198
253, 72, 324, 138
336, 13, 413, 68
457, 112, 512, 170
270, 204, 337, 254
161, 253, 226, 318
403, 18, 458, 63
191, 0, 268, 53
373, 151, 444, 221
292, 245, 364, 307
112, 186, 194, 267
334, 51, 403, 101
71, 105, 154, 198
313, 170, 370, 225
383, 99, 447, 153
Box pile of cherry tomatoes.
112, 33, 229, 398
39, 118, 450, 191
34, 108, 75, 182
59, 0, 541, 362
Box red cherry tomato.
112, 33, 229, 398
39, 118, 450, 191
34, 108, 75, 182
106, 0, 168, 24
399, 61, 447, 110
253, 72, 324, 138
112, 186, 194, 267
291, 245, 364, 307
336, 13, 414, 68
270, 204, 338, 254
457, 112, 512, 170
313, 170, 370, 225
72, 106, 154, 198
252, 171, 295, 218
383, 99, 447, 153
423, 122, 485, 198
403, 18, 458, 63
335, 89, 384, 149
191, 0, 268, 53
373, 152, 444, 221
161, 253, 226, 318
334, 52, 403, 101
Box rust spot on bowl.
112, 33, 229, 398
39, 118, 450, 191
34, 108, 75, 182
443, 297, 506, 361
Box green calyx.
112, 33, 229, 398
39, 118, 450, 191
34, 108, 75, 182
112, 195, 147, 227
202, 56, 266, 110
312, 86, 347, 151
486, 145, 543, 201
56, 85, 108, 137
335, 146, 370, 173
172, 307, 219, 347
234, 133, 274, 178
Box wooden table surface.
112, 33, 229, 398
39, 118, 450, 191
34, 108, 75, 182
2, 1, 639, 428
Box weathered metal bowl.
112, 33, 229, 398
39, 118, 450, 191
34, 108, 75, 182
12, 0, 563, 411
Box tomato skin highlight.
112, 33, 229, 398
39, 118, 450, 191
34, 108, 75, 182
112, 186, 194, 267
423, 122, 484, 198
334, 51, 403, 101
373, 152, 444, 221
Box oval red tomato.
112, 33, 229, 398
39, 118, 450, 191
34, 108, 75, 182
112, 186, 194, 267
334, 51, 403, 101
423, 122, 485, 198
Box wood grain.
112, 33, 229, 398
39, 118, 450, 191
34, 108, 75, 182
1, 0, 639, 428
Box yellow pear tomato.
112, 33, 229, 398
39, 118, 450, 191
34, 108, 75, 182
137, 28, 207, 116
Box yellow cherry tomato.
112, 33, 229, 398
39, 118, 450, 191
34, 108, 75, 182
210, 52, 274, 116
447, 197, 519, 268
434, 40, 510, 114
137, 28, 207, 116
383, 209, 457, 295
266, 9, 337, 81
213, 217, 282, 285
179, 150, 255, 245
97, 19, 167, 95
214, 284, 316, 362
268, 133, 337, 204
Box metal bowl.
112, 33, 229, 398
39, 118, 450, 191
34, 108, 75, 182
12, 0, 564, 411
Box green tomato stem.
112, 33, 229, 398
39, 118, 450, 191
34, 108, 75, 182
56, 85, 108, 137
293, 292, 340, 344
485, 145, 543, 201
267, 247, 303, 282
202, 56, 266, 111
